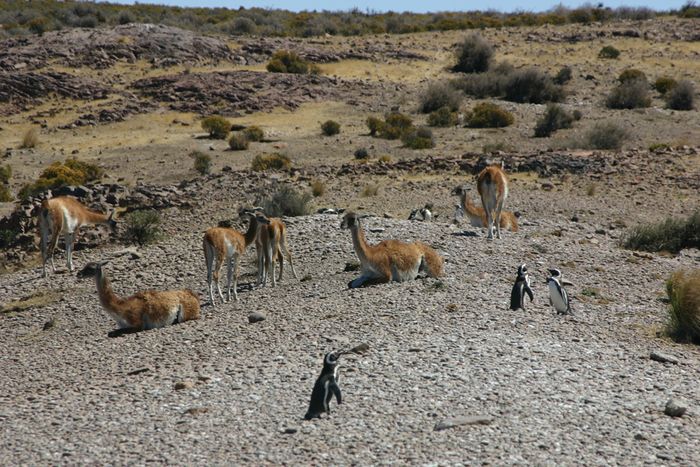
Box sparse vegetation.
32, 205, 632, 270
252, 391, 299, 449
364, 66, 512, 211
428, 106, 458, 127
266, 50, 319, 74
598, 45, 620, 59
582, 121, 628, 150
366, 116, 383, 136
310, 179, 325, 197
419, 82, 462, 113
482, 141, 511, 153
553, 66, 573, 85
466, 102, 514, 128
257, 184, 312, 217
251, 153, 292, 171
243, 126, 264, 142
622, 210, 700, 253
361, 184, 380, 197
378, 155, 392, 163
123, 210, 162, 246
401, 126, 435, 149
20, 128, 39, 149
0, 165, 11, 201
665, 269, 700, 344
665, 80, 695, 110
606, 79, 651, 109
18, 158, 104, 200
649, 142, 671, 152
503, 68, 565, 104
0, 185, 11, 202
228, 133, 250, 150
201, 116, 230, 139
354, 148, 369, 160
654, 76, 677, 95
534, 104, 574, 137
191, 151, 211, 175
618, 69, 647, 84
453, 34, 493, 73
321, 120, 341, 136
376, 112, 414, 140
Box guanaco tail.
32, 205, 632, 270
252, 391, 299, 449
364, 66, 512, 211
39, 196, 117, 277
340, 211, 444, 288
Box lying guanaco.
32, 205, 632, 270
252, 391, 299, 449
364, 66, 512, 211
476, 163, 509, 239
256, 216, 298, 288
452, 185, 518, 233
77, 261, 200, 331
203, 208, 269, 305
39, 196, 117, 277
340, 211, 444, 288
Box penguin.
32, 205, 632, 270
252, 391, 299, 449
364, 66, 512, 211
510, 263, 534, 311
304, 350, 345, 420
408, 209, 420, 221
547, 268, 572, 315
419, 203, 433, 221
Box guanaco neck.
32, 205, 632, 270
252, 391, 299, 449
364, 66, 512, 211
82, 208, 111, 225
350, 221, 371, 264
95, 269, 122, 310
243, 217, 260, 247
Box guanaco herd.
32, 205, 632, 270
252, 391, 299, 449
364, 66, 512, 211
38, 164, 515, 333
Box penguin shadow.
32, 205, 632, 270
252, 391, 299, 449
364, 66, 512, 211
451, 230, 480, 238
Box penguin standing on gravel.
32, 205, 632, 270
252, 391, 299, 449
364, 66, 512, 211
547, 268, 572, 315
510, 263, 534, 311
304, 350, 344, 420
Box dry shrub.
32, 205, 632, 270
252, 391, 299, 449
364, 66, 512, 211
622, 210, 700, 253
251, 153, 291, 171
466, 102, 514, 128
19, 158, 103, 200
243, 126, 264, 142
453, 34, 493, 73
321, 120, 340, 136
419, 82, 462, 113
201, 116, 230, 139
401, 126, 435, 149
553, 66, 572, 85
123, 210, 162, 246
228, 133, 249, 150
354, 148, 369, 159
618, 69, 647, 84
666, 269, 700, 344
310, 179, 325, 197
582, 121, 628, 150
266, 50, 319, 74
257, 184, 312, 217
366, 116, 383, 136
654, 76, 677, 95
606, 79, 651, 109
191, 151, 211, 175
378, 155, 392, 163
666, 80, 695, 111
20, 128, 39, 149
428, 106, 458, 127
534, 104, 574, 137
377, 112, 413, 140
598, 45, 620, 59
503, 68, 564, 104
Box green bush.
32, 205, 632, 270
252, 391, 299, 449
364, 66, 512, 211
428, 106, 458, 127
534, 104, 574, 137
201, 116, 230, 139
0, 229, 15, 248
18, 158, 103, 200
191, 151, 211, 175
123, 210, 162, 246
366, 116, 383, 136
583, 121, 628, 150
606, 79, 651, 109
666, 269, 700, 344
654, 76, 678, 95
598, 45, 620, 59
666, 80, 695, 111
243, 126, 264, 142
378, 112, 413, 139
0, 165, 11, 185
257, 185, 312, 217
553, 66, 573, 85
266, 50, 318, 74
503, 68, 564, 104
251, 153, 291, 171
466, 102, 514, 128
453, 34, 493, 73
228, 133, 250, 150
419, 82, 462, 113
401, 126, 435, 149
354, 148, 369, 159
622, 210, 700, 253
618, 69, 647, 84
321, 120, 341, 136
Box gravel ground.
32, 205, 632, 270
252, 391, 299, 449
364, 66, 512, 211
1, 161, 699, 464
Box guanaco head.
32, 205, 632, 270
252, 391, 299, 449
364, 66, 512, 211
77, 260, 109, 279
340, 211, 360, 230
239, 207, 270, 226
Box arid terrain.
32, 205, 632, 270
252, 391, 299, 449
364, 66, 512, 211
1, 15, 699, 465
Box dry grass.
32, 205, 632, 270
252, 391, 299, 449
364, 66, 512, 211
361, 184, 380, 197
310, 179, 326, 197
666, 269, 700, 344
20, 128, 39, 149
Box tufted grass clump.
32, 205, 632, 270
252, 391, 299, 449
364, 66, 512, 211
666, 269, 700, 344
191, 151, 211, 175
266, 50, 319, 74
201, 116, 230, 139
419, 82, 462, 113
428, 106, 458, 127
453, 34, 493, 73
618, 69, 647, 84
466, 102, 514, 128
228, 133, 250, 150
401, 126, 435, 149
534, 104, 575, 137
123, 210, 162, 246
321, 120, 341, 136
257, 184, 312, 217
598, 45, 620, 59
20, 127, 39, 149
243, 126, 264, 142
654, 76, 677, 95
310, 179, 325, 197
18, 158, 103, 200
582, 121, 628, 150
553, 66, 573, 85
366, 116, 383, 136
622, 210, 700, 253
665, 80, 695, 111
606, 79, 651, 109
354, 148, 369, 160
251, 153, 291, 171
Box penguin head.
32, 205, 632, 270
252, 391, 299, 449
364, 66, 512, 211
548, 269, 562, 281
324, 351, 342, 367
517, 263, 528, 276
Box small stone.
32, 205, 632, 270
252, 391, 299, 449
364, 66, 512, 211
664, 399, 687, 417
634, 433, 647, 441
42, 319, 56, 331
434, 415, 493, 431
174, 380, 195, 390
349, 342, 370, 354
541, 182, 554, 191
571, 215, 579, 222
650, 351, 678, 364
248, 312, 266, 324
283, 427, 298, 434
127, 368, 150, 376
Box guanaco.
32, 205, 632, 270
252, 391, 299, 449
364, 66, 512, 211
39, 196, 117, 277
452, 185, 518, 233
256, 216, 298, 288
476, 163, 509, 239
203, 208, 269, 305
77, 261, 200, 331
340, 211, 444, 288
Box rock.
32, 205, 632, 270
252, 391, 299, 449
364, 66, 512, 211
650, 351, 678, 364
434, 415, 493, 431
664, 399, 687, 417
282, 427, 298, 434
248, 312, 266, 324
126, 368, 150, 376
541, 182, 554, 191
174, 380, 195, 390
348, 342, 370, 354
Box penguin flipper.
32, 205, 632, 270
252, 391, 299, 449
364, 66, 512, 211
525, 285, 534, 303
330, 382, 342, 405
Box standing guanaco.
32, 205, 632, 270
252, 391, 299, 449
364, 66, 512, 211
476, 163, 509, 240
39, 196, 117, 277
256, 216, 298, 288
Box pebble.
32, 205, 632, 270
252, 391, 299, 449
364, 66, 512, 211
664, 399, 687, 418
174, 380, 195, 390
649, 351, 678, 364
248, 312, 266, 324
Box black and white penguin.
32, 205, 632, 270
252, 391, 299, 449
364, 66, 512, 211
304, 350, 344, 420
510, 263, 534, 311
547, 268, 572, 315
